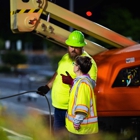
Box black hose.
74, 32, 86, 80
0, 91, 52, 135
0, 90, 37, 99
44, 94, 52, 134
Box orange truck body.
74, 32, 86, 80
93, 44, 140, 117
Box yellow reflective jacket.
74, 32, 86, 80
66, 76, 98, 134
51, 51, 97, 109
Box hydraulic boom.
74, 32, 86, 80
10, 0, 138, 55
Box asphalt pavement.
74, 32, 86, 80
0, 71, 55, 115
0, 72, 55, 139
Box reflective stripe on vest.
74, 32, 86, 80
75, 105, 88, 113
71, 78, 97, 120
66, 113, 98, 124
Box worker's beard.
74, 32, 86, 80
68, 47, 83, 60
68, 51, 79, 60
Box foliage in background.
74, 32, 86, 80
0, 66, 11, 73
1, 51, 27, 67
0, 38, 5, 50
0, 108, 134, 140
1, 51, 28, 74
98, 8, 140, 42
86, 8, 140, 49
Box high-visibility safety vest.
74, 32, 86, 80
66, 77, 98, 134
51, 51, 97, 109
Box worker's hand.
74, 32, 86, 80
73, 122, 81, 130
60, 71, 73, 85
37, 85, 50, 96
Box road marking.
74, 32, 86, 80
1, 126, 32, 140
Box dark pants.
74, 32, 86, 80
69, 132, 98, 140
69, 132, 87, 140
53, 107, 67, 131
53, 108, 68, 140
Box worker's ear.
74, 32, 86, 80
75, 66, 80, 73
76, 65, 80, 71
78, 67, 81, 71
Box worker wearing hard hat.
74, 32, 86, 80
37, 30, 97, 136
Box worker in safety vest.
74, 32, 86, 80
36, 30, 97, 134
66, 56, 98, 140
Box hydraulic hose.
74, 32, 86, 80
0, 90, 52, 135
0, 90, 37, 99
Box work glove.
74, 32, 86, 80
37, 85, 50, 96
60, 71, 73, 85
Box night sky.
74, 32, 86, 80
1, 0, 140, 24
54, 0, 140, 21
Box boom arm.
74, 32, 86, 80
10, 0, 138, 55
